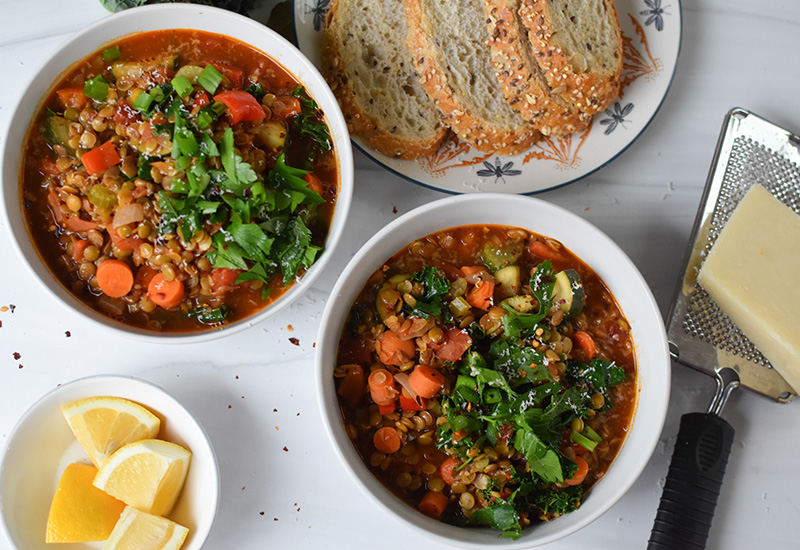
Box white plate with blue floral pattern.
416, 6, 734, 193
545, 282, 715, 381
293, 0, 681, 194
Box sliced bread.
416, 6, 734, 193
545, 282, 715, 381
519, 0, 622, 116
404, 0, 539, 155
321, 0, 448, 159
484, 0, 588, 136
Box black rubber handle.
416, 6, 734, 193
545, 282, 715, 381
648, 412, 735, 550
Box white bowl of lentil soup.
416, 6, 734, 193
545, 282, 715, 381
316, 193, 670, 547
1, 4, 352, 342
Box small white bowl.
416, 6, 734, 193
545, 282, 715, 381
0, 375, 219, 550
0, 4, 353, 344
315, 193, 671, 548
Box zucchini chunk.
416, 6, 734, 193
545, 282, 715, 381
481, 240, 524, 272
494, 265, 521, 299
551, 269, 585, 319
44, 112, 74, 157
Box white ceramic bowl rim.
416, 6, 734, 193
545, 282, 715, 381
315, 193, 671, 548
0, 374, 220, 550
0, 4, 353, 344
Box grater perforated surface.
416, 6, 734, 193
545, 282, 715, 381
666, 108, 799, 402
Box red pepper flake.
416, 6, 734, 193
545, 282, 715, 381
282, 446, 288, 452
393, 206, 398, 214
236, 375, 239, 379
228, 405, 232, 409
259, 511, 264, 516
312, 342, 316, 348
273, 408, 278, 412
273, 518, 278, 522
13, 352, 21, 360
9, 305, 15, 312
241, 395, 245, 399
18, 364, 23, 369
65, 331, 71, 337
287, 324, 294, 332
242, 486, 246, 490
289, 337, 300, 346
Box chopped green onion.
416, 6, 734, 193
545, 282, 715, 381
197, 64, 223, 94
83, 75, 109, 102
174, 155, 192, 172
132, 90, 153, 112
582, 425, 603, 443
174, 127, 200, 157
484, 388, 503, 404
150, 86, 165, 104
171, 75, 192, 98
102, 46, 121, 61
197, 110, 214, 130
570, 430, 598, 452
456, 386, 480, 404
137, 155, 153, 180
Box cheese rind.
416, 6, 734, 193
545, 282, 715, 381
697, 184, 800, 393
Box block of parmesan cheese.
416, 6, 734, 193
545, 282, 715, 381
698, 184, 800, 393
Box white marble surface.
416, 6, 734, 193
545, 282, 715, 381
1, 0, 799, 548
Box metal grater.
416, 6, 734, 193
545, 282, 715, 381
666, 107, 798, 404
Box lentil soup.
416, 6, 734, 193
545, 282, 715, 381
21, 29, 338, 332
335, 225, 637, 538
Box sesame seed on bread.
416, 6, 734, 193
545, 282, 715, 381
404, 0, 540, 155
321, 0, 448, 159
519, 0, 622, 117
484, 0, 589, 136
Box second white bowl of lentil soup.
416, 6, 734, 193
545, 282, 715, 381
1, 4, 353, 342
316, 193, 670, 547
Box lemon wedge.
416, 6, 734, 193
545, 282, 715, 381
46, 463, 126, 543
93, 439, 191, 516
104, 506, 189, 550
62, 396, 161, 467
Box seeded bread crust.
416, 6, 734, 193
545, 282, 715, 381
484, 0, 588, 136
321, 0, 448, 159
519, 0, 622, 116
404, 0, 539, 155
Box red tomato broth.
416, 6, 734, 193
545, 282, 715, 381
21, 30, 338, 332
334, 225, 637, 534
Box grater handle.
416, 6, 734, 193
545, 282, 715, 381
647, 412, 735, 550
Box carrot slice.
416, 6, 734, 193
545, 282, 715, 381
466, 279, 495, 311
529, 239, 567, 263
302, 173, 324, 195
147, 273, 185, 309
407, 365, 445, 398
368, 369, 399, 406
565, 456, 589, 486
418, 491, 449, 518
337, 365, 366, 408
81, 141, 121, 175
373, 427, 401, 454
378, 403, 396, 415
399, 389, 426, 412
440, 456, 461, 486
573, 330, 597, 360
95, 259, 134, 298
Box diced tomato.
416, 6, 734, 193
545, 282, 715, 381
192, 92, 210, 110
109, 230, 142, 252
134, 265, 158, 290
47, 190, 67, 225
64, 216, 98, 232
113, 101, 140, 125
71, 239, 90, 262
213, 90, 266, 125
210, 267, 242, 292
433, 327, 473, 363
56, 87, 89, 110
208, 61, 243, 88
399, 392, 426, 412
270, 96, 302, 120
377, 330, 416, 367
